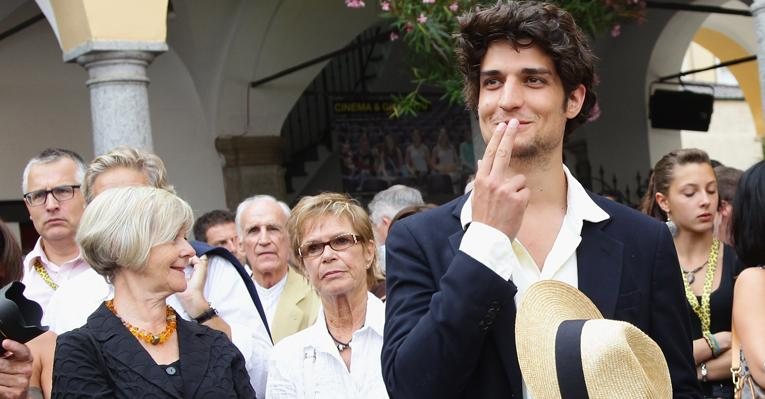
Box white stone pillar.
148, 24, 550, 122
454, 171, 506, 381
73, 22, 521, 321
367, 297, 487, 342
74, 50, 162, 155
752, 0, 765, 125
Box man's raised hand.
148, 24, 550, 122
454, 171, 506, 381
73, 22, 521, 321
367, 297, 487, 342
471, 119, 530, 240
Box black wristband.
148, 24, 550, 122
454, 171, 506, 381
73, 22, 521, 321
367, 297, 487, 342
193, 306, 218, 324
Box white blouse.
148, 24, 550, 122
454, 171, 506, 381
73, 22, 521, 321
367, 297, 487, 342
266, 292, 388, 399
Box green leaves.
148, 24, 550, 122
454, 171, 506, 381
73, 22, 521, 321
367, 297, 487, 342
351, 0, 646, 117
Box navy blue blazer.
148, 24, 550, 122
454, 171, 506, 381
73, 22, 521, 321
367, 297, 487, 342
382, 193, 702, 399
52, 304, 256, 398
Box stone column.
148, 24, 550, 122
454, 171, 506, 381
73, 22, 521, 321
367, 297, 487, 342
752, 0, 765, 125
215, 135, 287, 209
71, 47, 165, 155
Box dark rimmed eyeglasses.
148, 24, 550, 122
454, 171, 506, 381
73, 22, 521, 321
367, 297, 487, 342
23, 185, 81, 207
298, 233, 362, 259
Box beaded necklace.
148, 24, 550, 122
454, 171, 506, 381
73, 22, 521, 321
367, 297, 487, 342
681, 238, 720, 336
105, 300, 177, 345
33, 259, 58, 290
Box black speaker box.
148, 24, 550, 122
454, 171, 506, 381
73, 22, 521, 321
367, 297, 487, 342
649, 89, 714, 132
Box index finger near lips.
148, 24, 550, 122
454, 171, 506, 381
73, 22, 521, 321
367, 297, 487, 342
477, 121, 508, 178
489, 118, 519, 179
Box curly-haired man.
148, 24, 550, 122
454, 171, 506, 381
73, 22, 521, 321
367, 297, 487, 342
381, 2, 701, 398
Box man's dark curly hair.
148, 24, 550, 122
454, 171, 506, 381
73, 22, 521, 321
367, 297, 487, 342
455, 1, 598, 135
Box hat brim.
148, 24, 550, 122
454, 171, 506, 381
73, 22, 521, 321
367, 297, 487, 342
581, 319, 672, 399
515, 280, 603, 399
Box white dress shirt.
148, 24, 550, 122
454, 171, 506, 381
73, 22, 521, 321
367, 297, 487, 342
43, 255, 272, 399
458, 165, 609, 399
266, 292, 388, 399
23, 238, 89, 320
255, 271, 288, 327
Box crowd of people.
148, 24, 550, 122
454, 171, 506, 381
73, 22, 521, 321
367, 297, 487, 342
339, 125, 475, 199
0, 1, 764, 398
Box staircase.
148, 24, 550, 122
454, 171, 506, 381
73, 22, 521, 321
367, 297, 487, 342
280, 26, 390, 204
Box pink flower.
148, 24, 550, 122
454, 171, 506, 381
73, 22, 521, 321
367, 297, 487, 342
381, 1, 390, 11
345, 0, 366, 8
417, 12, 428, 23
423, 0, 435, 3
404, 22, 414, 32
390, 31, 400, 41
610, 24, 621, 37
449, 2, 459, 12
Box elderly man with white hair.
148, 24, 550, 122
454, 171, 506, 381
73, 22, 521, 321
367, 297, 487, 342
367, 185, 424, 273
236, 195, 320, 343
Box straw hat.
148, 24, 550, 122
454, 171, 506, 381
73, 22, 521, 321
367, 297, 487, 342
515, 280, 671, 399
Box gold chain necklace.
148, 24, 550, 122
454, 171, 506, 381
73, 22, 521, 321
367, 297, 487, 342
33, 259, 58, 290
681, 238, 720, 334
105, 300, 177, 345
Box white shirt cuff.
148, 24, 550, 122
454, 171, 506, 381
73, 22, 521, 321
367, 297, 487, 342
459, 222, 518, 281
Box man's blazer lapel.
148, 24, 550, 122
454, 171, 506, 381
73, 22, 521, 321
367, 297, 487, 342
447, 195, 469, 254
91, 305, 183, 399
577, 217, 624, 319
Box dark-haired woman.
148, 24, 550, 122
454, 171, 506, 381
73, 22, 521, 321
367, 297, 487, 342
0, 221, 22, 286
732, 160, 765, 388
641, 148, 742, 398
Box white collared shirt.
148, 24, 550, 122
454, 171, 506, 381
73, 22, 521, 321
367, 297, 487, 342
266, 292, 388, 399
43, 256, 273, 399
23, 238, 89, 319
458, 165, 609, 399
255, 271, 288, 327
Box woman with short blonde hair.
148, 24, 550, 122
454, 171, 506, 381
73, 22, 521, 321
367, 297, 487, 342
53, 187, 255, 398
267, 192, 387, 398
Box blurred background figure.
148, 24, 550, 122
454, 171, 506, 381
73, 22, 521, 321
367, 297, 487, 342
367, 185, 424, 275
376, 135, 405, 182
390, 204, 438, 227
54, 187, 255, 397
0, 220, 23, 286
431, 128, 460, 193
641, 148, 742, 398
405, 130, 429, 179
194, 209, 246, 264
459, 129, 475, 176
731, 160, 765, 392
599, 189, 626, 205
267, 193, 387, 398
430, 128, 459, 175
713, 165, 743, 247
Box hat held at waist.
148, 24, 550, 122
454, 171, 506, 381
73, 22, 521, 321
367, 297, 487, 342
515, 280, 671, 399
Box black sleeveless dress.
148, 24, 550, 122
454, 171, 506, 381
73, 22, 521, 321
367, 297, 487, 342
688, 245, 744, 399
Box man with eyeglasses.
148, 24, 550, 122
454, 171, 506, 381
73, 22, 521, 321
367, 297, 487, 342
21, 148, 89, 316
235, 195, 320, 343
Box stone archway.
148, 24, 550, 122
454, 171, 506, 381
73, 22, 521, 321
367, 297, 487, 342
646, 0, 760, 167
